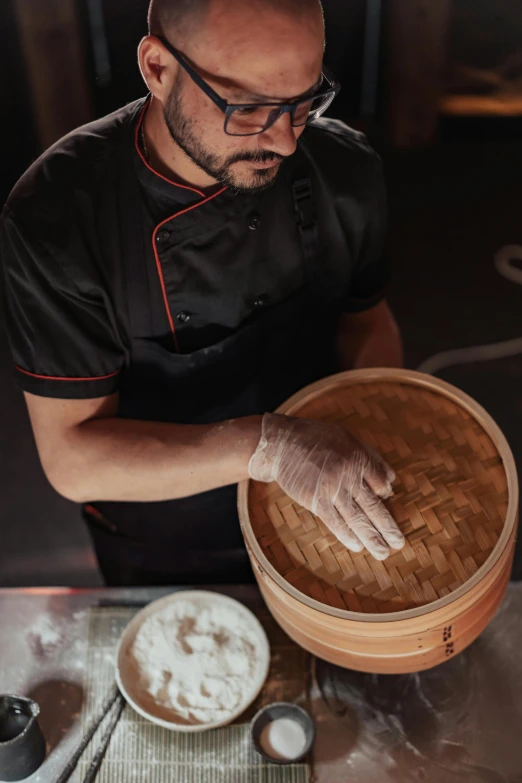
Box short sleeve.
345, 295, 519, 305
1, 206, 123, 398
342, 156, 390, 314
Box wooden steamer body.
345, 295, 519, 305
238, 370, 518, 673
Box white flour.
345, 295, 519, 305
132, 598, 260, 725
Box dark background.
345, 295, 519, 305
1, 0, 521, 585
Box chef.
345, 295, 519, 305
1, 0, 405, 585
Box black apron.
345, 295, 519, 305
85, 140, 341, 586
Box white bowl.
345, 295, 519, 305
116, 590, 270, 732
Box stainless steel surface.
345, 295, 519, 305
312, 582, 522, 783
0, 584, 521, 782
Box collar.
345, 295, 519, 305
132, 96, 229, 209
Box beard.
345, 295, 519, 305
163, 82, 285, 193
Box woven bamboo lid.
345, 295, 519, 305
246, 371, 512, 614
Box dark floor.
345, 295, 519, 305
1, 137, 521, 586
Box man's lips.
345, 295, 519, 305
249, 159, 281, 169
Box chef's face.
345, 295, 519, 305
162, 2, 324, 192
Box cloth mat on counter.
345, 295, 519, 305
77, 603, 311, 783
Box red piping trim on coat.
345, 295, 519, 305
135, 98, 229, 352
16, 365, 120, 382
152, 188, 227, 352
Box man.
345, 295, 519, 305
1, 0, 405, 586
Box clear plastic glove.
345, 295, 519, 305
248, 413, 405, 560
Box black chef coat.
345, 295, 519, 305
1, 97, 389, 585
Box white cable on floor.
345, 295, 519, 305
416, 245, 522, 375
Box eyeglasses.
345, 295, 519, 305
157, 35, 341, 137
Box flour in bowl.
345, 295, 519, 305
131, 596, 260, 725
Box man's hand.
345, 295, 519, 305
248, 413, 405, 560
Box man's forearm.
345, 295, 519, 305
347, 318, 403, 369
336, 301, 404, 370
46, 414, 262, 503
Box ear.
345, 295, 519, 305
138, 36, 177, 102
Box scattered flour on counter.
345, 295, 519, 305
26, 614, 63, 657
131, 598, 260, 725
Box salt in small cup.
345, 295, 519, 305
251, 702, 315, 765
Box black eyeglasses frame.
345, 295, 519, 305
156, 35, 341, 136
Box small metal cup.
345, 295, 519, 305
0, 695, 46, 781
251, 702, 315, 765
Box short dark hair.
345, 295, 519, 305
148, 0, 206, 41
148, 0, 323, 43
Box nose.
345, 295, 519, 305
257, 110, 299, 158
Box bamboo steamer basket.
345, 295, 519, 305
238, 369, 519, 673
